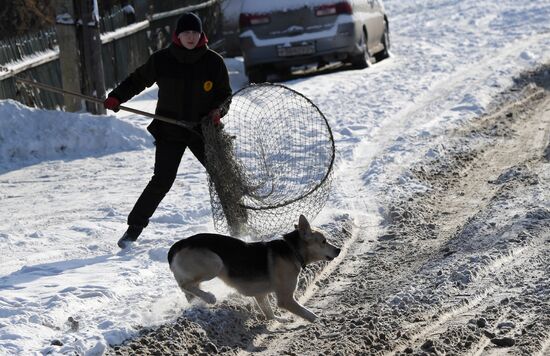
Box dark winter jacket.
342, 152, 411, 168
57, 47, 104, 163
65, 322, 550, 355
108, 37, 231, 141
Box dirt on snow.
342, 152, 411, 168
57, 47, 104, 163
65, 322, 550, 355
108, 65, 550, 356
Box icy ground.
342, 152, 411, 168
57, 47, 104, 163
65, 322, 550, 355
1, 0, 550, 355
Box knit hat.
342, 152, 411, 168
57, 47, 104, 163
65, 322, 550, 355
176, 12, 202, 34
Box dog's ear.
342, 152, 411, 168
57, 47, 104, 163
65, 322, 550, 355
298, 214, 312, 238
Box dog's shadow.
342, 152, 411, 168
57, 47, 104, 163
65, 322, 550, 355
180, 295, 310, 353
182, 299, 269, 352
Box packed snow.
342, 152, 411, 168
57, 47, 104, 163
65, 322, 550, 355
1, 0, 550, 355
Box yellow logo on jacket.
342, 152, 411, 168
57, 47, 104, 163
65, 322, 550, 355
203, 80, 213, 92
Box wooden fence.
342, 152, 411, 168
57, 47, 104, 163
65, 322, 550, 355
0, 0, 222, 111
0, 28, 61, 109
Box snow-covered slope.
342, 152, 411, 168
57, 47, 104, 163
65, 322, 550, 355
0, 100, 150, 171
1, 0, 549, 354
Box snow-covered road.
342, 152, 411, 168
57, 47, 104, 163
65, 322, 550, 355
1, 0, 550, 354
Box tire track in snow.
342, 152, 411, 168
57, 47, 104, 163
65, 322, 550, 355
391, 244, 534, 354
469, 310, 513, 356
315, 32, 550, 213
241, 37, 550, 356
537, 336, 550, 356
386, 84, 550, 355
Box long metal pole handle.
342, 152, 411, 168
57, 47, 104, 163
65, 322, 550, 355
14, 77, 197, 129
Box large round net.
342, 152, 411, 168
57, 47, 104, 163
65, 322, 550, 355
202, 83, 335, 238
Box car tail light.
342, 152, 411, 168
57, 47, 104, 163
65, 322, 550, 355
314, 2, 353, 16
239, 13, 271, 28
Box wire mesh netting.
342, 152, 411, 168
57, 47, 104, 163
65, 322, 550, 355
202, 83, 335, 239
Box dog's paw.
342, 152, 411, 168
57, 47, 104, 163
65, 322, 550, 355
304, 312, 318, 323
202, 292, 216, 304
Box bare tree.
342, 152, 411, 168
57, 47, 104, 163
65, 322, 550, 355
0, 0, 55, 39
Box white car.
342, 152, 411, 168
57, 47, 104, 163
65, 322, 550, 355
239, 0, 390, 82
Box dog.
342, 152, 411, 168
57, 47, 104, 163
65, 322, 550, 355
167, 215, 340, 322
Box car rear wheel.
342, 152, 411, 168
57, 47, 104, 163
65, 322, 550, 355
351, 30, 372, 69
374, 21, 390, 62
247, 66, 267, 83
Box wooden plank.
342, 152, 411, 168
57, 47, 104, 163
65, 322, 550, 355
0, 50, 60, 81
100, 20, 149, 44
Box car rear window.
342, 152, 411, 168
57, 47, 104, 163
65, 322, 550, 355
241, 0, 340, 13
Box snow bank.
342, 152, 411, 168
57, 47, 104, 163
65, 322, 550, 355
0, 100, 150, 166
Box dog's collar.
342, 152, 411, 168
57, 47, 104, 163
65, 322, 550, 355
284, 238, 306, 269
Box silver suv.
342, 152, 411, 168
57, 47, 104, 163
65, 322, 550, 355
239, 0, 390, 82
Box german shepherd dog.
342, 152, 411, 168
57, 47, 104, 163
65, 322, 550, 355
167, 215, 340, 322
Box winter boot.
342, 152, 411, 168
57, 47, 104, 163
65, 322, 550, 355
117, 225, 143, 248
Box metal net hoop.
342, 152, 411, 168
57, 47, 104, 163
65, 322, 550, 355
203, 83, 335, 238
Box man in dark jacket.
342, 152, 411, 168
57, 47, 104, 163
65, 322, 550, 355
104, 12, 232, 248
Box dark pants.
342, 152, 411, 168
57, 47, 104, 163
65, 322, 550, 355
128, 137, 206, 228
